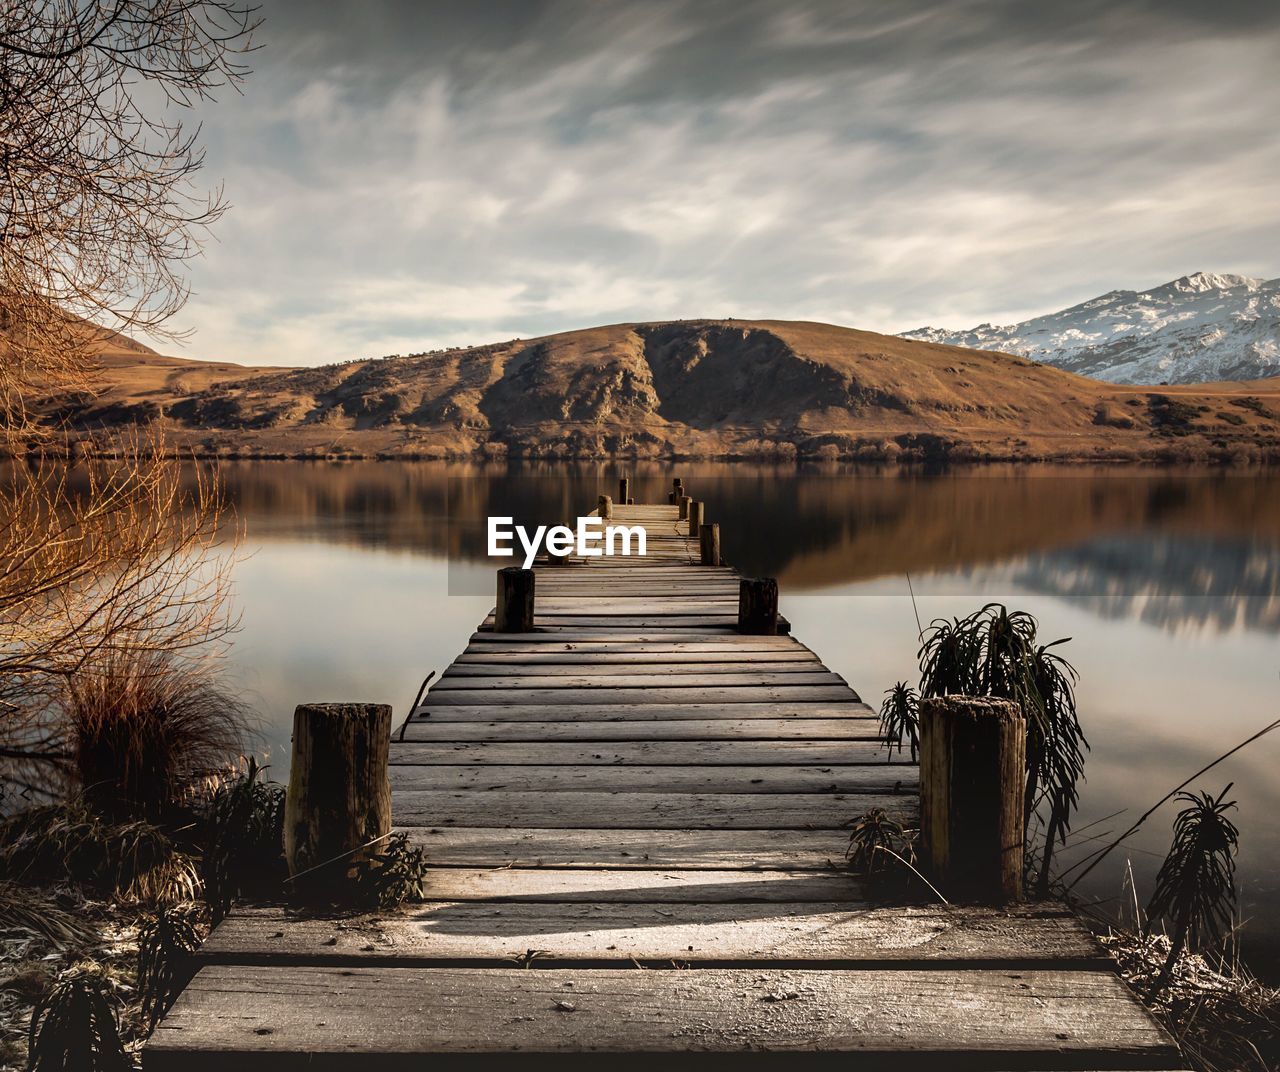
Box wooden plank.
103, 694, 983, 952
410, 701, 876, 723
398, 826, 851, 869
481, 616, 741, 630
462, 640, 811, 654
526, 603, 739, 616
466, 632, 800, 646
197, 903, 1106, 968
423, 687, 862, 707
400, 719, 882, 742
421, 867, 867, 902
451, 650, 822, 665
528, 597, 739, 603
442, 662, 827, 678
391, 740, 896, 766
533, 578, 739, 586
392, 789, 912, 828
430, 671, 848, 690
146, 965, 1180, 1067
394, 741, 896, 767
389, 764, 917, 794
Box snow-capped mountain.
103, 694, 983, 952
901, 272, 1280, 384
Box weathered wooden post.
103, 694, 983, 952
919, 696, 1025, 904
688, 499, 704, 538
737, 577, 778, 635
495, 566, 535, 632
699, 522, 720, 566
285, 703, 392, 904
677, 494, 692, 521
673, 477, 683, 496
597, 494, 613, 521
619, 476, 630, 504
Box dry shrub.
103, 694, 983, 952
1102, 930, 1280, 1072
0, 881, 94, 948
64, 651, 251, 822
0, 444, 241, 799
0, 801, 199, 906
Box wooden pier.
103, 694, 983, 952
146, 491, 1183, 1069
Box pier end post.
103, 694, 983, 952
919, 695, 1025, 904
737, 576, 778, 635
619, 476, 630, 504
699, 522, 721, 566
496, 566, 536, 632
284, 702, 392, 905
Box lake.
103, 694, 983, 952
209, 461, 1280, 976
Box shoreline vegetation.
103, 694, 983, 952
14, 441, 1280, 466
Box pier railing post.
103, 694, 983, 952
284, 702, 392, 904
496, 566, 535, 632
688, 499, 704, 538
699, 522, 720, 566
677, 494, 692, 521
619, 476, 630, 504
598, 494, 613, 521
919, 695, 1025, 904
737, 577, 778, 635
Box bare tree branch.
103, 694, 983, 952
0, 0, 260, 433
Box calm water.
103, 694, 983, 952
209, 462, 1280, 974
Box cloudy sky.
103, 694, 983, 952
176, 0, 1280, 367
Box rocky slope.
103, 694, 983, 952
35, 319, 1280, 462
902, 272, 1280, 385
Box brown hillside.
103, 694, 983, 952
33, 319, 1280, 462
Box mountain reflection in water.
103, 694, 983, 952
207, 462, 1280, 631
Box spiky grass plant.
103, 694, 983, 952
917, 603, 1087, 891
845, 808, 909, 875
63, 651, 252, 823
27, 970, 130, 1072
878, 682, 919, 762
352, 832, 428, 910
202, 758, 286, 922
1145, 785, 1240, 995
137, 906, 202, 1030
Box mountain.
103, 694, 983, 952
901, 272, 1280, 385
35, 319, 1280, 462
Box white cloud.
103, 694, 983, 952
165, 0, 1280, 365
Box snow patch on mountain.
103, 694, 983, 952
901, 272, 1280, 384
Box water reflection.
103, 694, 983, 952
1012, 537, 1280, 634
211, 462, 1280, 631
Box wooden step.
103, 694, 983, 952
146, 965, 1181, 1070
197, 903, 1107, 968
